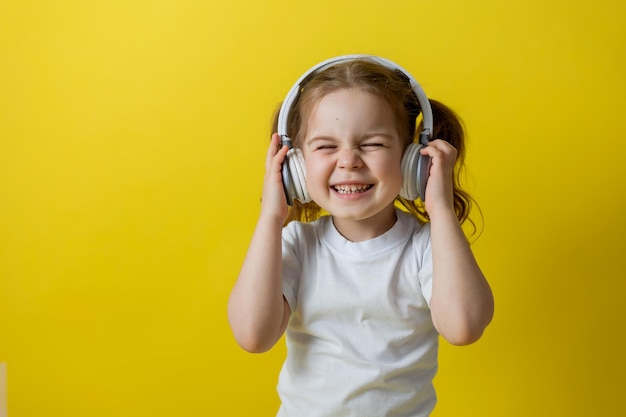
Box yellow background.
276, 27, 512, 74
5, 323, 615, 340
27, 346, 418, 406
1, 0, 624, 415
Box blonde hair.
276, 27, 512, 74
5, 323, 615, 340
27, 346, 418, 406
271, 59, 480, 236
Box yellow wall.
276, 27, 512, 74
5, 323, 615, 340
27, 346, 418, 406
1, 0, 624, 415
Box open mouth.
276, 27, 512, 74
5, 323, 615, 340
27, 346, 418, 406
331, 184, 374, 195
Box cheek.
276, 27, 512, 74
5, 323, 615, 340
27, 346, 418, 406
303, 156, 327, 184
389, 164, 404, 189
378, 156, 403, 192
376, 155, 402, 177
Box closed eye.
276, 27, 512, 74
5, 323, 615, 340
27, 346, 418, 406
361, 143, 386, 149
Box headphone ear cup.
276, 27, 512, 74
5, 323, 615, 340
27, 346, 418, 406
400, 143, 430, 201
416, 152, 431, 202
283, 148, 311, 205
281, 153, 296, 206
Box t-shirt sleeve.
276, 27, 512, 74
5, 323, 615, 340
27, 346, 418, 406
416, 223, 434, 306
281, 222, 302, 311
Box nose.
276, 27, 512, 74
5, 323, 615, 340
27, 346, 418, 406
337, 147, 363, 170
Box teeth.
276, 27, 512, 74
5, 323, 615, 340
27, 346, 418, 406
333, 184, 372, 194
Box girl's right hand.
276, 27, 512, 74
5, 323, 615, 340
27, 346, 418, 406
260, 133, 290, 223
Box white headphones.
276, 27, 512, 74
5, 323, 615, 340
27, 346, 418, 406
277, 54, 434, 206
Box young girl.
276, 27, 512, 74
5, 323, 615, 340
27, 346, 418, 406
228, 55, 494, 417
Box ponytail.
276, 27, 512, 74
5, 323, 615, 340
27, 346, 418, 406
397, 99, 482, 239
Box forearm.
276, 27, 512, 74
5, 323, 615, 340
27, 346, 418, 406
228, 213, 289, 353
428, 209, 494, 345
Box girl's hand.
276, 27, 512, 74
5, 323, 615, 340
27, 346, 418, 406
423, 139, 494, 345
420, 139, 457, 217
261, 133, 290, 223
228, 133, 293, 353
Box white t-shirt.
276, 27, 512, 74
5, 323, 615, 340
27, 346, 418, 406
277, 208, 438, 417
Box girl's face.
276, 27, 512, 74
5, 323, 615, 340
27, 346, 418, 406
301, 88, 404, 241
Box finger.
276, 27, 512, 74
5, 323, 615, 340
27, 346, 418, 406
266, 133, 284, 170
419, 144, 443, 161
421, 139, 455, 153
268, 147, 290, 181
420, 141, 457, 167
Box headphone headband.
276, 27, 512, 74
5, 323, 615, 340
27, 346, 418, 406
277, 54, 433, 148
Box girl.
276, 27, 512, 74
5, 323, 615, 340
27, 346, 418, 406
228, 55, 494, 417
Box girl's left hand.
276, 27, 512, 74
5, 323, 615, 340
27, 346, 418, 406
420, 139, 457, 217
